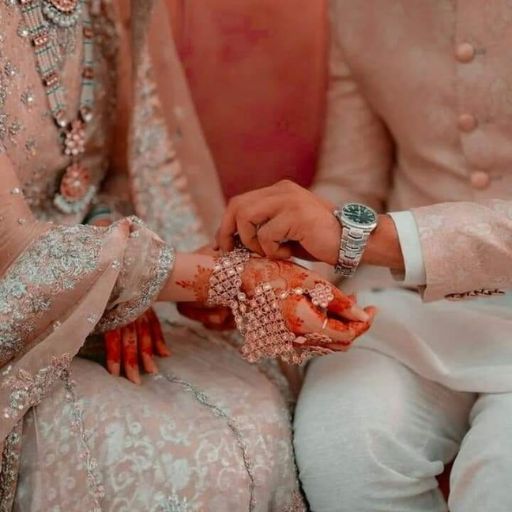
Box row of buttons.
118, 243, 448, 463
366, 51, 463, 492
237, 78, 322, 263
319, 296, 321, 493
455, 43, 490, 190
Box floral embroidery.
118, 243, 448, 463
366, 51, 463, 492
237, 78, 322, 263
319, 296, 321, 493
281, 491, 307, 512
161, 372, 256, 512
2, 354, 72, 420
155, 492, 191, 512
0, 421, 22, 512
96, 218, 176, 332
0, 225, 102, 365
130, 45, 207, 251
61, 370, 105, 511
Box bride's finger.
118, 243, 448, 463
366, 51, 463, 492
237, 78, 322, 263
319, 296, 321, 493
327, 286, 370, 322
136, 316, 158, 374
104, 329, 121, 376
147, 308, 171, 357
320, 317, 356, 344
122, 324, 141, 385
294, 300, 356, 343
318, 307, 377, 346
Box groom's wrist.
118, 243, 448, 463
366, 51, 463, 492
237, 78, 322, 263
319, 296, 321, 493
361, 214, 405, 271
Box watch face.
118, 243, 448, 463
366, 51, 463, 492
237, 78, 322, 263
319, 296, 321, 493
342, 203, 377, 227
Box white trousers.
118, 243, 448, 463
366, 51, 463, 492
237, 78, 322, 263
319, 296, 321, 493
294, 348, 512, 512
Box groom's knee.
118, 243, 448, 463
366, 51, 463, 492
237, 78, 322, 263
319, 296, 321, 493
293, 353, 393, 511
293, 350, 446, 512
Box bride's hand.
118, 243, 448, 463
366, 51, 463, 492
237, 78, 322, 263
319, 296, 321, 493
176, 244, 235, 330
103, 307, 171, 384
240, 257, 375, 354
85, 212, 171, 383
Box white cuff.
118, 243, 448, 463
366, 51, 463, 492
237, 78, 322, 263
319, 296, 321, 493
387, 211, 426, 286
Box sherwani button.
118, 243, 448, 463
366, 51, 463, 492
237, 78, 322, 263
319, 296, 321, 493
455, 43, 475, 63
458, 113, 477, 132
470, 170, 490, 189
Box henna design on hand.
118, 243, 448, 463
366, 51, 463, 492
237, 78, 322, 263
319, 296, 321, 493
176, 264, 214, 302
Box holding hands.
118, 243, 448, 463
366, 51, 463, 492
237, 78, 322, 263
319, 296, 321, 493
101, 180, 379, 380
175, 243, 375, 364
216, 180, 341, 264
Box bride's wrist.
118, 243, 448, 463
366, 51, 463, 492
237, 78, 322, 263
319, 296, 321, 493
158, 252, 215, 302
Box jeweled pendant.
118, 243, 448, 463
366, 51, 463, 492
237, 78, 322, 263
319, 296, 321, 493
48, 0, 79, 13
54, 162, 95, 214
42, 0, 82, 28
64, 119, 86, 157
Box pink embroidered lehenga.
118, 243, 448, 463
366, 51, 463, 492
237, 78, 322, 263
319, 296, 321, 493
0, 1, 305, 510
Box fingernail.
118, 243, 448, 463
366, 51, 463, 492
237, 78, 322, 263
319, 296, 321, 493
107, 361, 120, 376
359, 311, 370, 322
351, 307, 370, 322
143, 355, 158, 374
127, 367, 141, 385
160, 346, 172, 357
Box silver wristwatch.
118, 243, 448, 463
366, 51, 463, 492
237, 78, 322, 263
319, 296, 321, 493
333, 203, 378, 277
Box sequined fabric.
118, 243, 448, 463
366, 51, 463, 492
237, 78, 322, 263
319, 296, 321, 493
0, 226, 102, 366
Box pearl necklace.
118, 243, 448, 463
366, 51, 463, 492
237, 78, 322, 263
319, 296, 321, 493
18, 0, 97, 214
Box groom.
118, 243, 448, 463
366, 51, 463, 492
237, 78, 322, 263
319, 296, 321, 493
217, 2, 512, 511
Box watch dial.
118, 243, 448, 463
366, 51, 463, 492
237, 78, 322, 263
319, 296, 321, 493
343, 204, 377, 226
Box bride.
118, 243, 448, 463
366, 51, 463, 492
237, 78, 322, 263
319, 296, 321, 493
0, 1, 372, 510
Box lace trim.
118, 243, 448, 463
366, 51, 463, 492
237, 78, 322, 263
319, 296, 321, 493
130, 33, 207, 251
160, 372, 256, 512
0, 225, 103, 365
0, 421, 22, 512
1, 356, 104, 510
281, 490, 307, 512
2, 354, 72, 421
96, 222, 175, 332
61, 371, 105, 510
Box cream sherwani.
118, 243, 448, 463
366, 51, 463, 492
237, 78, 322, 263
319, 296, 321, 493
295, 2, 512, 511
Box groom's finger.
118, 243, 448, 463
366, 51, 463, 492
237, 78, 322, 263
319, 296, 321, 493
236, 216, 264, 255
217, 190, 281, 251
256, 214, 295, 259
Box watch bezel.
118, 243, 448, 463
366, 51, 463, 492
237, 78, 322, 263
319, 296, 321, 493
338, 202, 378, 231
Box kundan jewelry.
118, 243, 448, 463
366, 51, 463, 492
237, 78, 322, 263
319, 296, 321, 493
18, 0, 96, 214
207, 248, 337, 365
42, 0, 83, 28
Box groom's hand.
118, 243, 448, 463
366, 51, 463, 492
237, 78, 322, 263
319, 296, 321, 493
216, 180, 341, 265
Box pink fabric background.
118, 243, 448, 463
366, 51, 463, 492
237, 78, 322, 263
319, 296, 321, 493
169, 0, 328, 199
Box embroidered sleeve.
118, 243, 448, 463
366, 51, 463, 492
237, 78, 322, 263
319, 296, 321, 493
0, 218, 174, 366
412, 199, 512, 301
95, 217, 175, 332
0, 225, 103, 366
